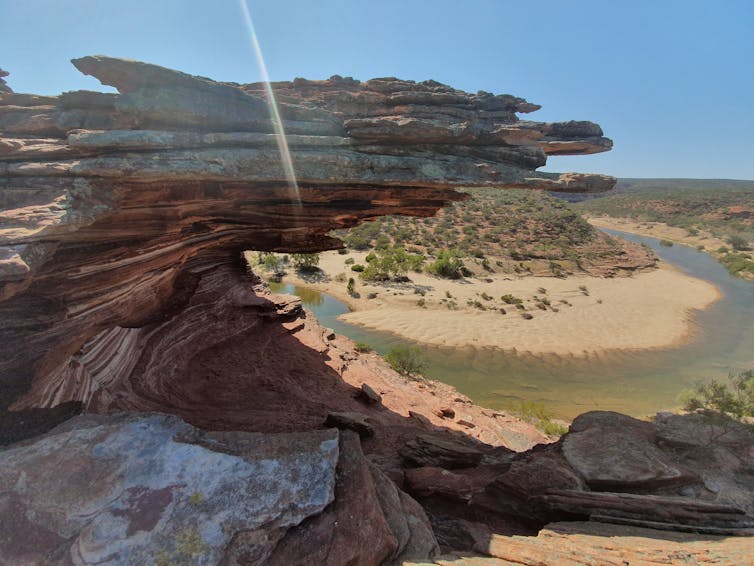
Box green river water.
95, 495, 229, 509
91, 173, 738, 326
270, 230, 754, 421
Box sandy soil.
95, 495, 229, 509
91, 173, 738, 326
588, 215, 754, 283
586, 215, 729, 252
279, 246, 721, 356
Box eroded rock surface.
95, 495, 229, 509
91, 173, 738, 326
0, 413, 340, 565
0, 56, 614, 411
562, 410, 697, 490
5, 58, 747, 564
398, 410, 753, 554
411, 521, 754, 566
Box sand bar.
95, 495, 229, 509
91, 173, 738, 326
280, 247, 721, 356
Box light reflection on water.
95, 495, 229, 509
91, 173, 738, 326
268, 231, 754, 420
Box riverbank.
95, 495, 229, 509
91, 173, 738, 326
587, 215, 754, 282
281, 247, 720, 356
587, 215, 728, 253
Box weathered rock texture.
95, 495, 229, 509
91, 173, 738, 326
10, 58, 738, 564
0, 56, 613, 414
0, 413, 444, 565
0, 413, 340, 564
402, 410, 754, 555
410, 521, 754, 566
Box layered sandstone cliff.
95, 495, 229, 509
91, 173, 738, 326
0, 56, 613, 411
2, 58, 753, 565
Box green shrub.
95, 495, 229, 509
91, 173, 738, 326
680, 370, 754, 419
516, 401, 568, 436
359, 246, 422, 281
719, 252, 754, 276
426, 249, 465, 279
354, 342, 372, 353
346, 277, 356, 296
351, 264, 365, 272
384, 344, 427, 376
728, 234, 750, 251
291, 253, 320, 270
344, 257, 355, 265
263, 254, 280, 272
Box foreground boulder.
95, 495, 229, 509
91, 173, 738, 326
0, 413, 441, 565
0, 413, 340, 564
562, 411, 698, 490
402, 411, 754, 550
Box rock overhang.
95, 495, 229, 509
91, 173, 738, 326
0, 55, 615, 409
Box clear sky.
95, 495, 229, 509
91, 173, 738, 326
1, 0, 752, 179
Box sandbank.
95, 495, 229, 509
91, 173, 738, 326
586, 215, 729, 252
280, 247, 721, 356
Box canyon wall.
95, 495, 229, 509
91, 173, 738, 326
0, 56, 614, 411
3, 58, 753, 565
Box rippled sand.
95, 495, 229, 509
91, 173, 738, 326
286, 250, 721, 356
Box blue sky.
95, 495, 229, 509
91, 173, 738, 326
1, 0, 752, 179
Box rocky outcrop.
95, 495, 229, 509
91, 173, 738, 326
0, 413, 341, 564
0, 413, 445, 565
12, 57, 743, 564
412, 521, 754, 566
0, 55, 614, 417
401, 411, 754, 552
0, 69, 11, 94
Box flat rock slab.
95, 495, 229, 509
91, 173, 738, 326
325, 411, 375, 438
483, 521, 754, 566
401, 433, 484, 469
562, 411, 696, 490
0, 412, 339, 565
654, 411, 754, 448
407, 520, 754, 565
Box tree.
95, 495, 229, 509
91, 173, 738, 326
291, 253, 320, 271
262, 254, 280, 272
426, 249, 465, 279
360, 246, 423, 282
384, 344, 427, 376
680, 369, 754, 419
727, 234, 750, 251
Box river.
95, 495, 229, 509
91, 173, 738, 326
269, 230, 754, 420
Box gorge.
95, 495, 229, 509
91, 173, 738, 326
1, 57, 752, 564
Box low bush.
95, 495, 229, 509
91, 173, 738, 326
384, 344, 427, 376
679, 369, 754, 419
291, 253, 320, 271
516, 401, 568, 436
426, 249, 465, 279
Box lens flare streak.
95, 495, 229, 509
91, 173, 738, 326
239, 0, 301, 207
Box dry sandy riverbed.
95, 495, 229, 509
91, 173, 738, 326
277, 245, 721, 356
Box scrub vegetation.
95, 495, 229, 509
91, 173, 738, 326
576, 183, 754, 277
337, 188, 649, 279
